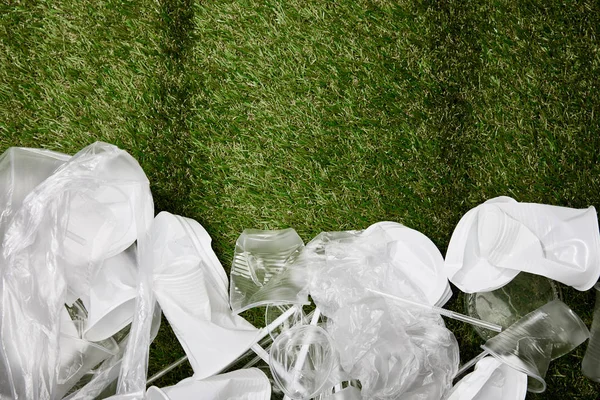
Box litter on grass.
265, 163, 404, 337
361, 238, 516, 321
0, 143, 597, 400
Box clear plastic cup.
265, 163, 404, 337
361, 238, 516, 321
230, 229, 307, 313
582, 282, 600, 382
481, 299, 589, 393
269, 325, 336, 400
465, 272, 561, 341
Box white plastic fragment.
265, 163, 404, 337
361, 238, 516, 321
84, 245, 138, 342
447, 356, 527, 400
445, 196, 600, 292
365, 221, 452, 306
146, 368, 271, 400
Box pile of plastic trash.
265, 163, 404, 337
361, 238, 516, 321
1, 143, 599, 400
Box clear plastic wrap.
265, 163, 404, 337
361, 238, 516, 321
305, 227, 459, 400
0, 142, 155, 399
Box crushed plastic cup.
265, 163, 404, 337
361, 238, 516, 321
146, 368, 271, 400
482, 299, 590, 392
230, 229, 307, 314
84, 246, 138, 342
151, 212, 261, 379
269, 325, 336, 400
447, 356, 527, 400
445, 196, 600, 292
465, 272, 560, 340
582, 282, 600, 382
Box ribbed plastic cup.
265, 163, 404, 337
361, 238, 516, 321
582, 283, 600, 382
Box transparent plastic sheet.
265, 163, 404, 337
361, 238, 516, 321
304, 227, 459, 400
0, 147, 70, 241
481, 299, 590, 393
230, 229, 308, 314
0, 143, 154, 399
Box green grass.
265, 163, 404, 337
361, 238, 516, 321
2, 0, 600, 398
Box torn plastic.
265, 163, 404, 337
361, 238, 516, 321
447, 356, 527, 400
146, 368, 271, 400
582, 282, 600, 382
151, 211, 261, 379
481, 299, 589, 393
305, 226, 459, 400
445, 196, 600, 293
0, 142, 155, 399
0, 147, 70, 240
230, 229, 308, 314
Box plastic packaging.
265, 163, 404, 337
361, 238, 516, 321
465, 272, 560, 340
305, 227, 459, 400
0, 147, 70, 240
0, 142, 155, 399
445, 196, 600, 293
151, 211, 261, 379
582, 282, 600, 382
447, 356, 527, 400
482, 299, 590, 393
146, 368, 271, 400
230, 229, 308, 314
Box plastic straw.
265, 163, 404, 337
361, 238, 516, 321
366, 288, 502, 333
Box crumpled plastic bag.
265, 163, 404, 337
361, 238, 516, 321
444, 196, 600, 292
305, 226, 459, 400
0, 142, 155, 399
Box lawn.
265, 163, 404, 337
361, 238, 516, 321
1, 0, 600, 398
